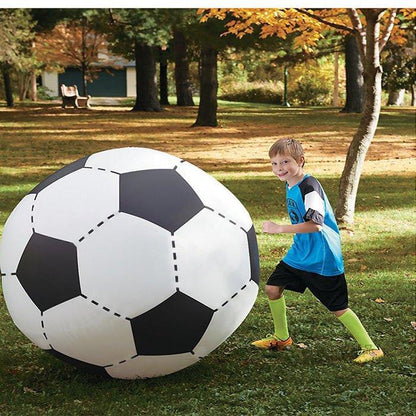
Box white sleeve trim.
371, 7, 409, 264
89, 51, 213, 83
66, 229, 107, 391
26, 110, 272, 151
304, 190, 325, 217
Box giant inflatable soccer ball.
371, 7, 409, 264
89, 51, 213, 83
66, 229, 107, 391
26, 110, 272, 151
0, 147, 259, 379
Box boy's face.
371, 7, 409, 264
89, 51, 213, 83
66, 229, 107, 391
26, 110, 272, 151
270, 153, 304, 187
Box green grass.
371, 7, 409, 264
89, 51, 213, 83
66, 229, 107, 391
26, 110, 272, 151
0, 102, 415, 415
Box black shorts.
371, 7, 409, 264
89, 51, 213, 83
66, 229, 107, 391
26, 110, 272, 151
267, 261, 348, 312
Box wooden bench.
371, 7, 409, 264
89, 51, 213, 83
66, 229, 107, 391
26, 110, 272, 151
61, 84, 91, 109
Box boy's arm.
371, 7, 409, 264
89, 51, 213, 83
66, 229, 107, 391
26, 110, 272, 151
263, 220, 322, 234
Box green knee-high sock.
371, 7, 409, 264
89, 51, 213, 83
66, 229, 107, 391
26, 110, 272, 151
338, 309, 377, 350
268, 296, 290, 341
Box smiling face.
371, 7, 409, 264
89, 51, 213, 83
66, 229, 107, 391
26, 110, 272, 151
270, 153, 305, 187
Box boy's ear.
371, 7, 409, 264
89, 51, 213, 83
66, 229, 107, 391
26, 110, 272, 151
299, 156, 305, 167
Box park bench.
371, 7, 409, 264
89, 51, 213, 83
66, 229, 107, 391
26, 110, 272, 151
60, 84, 91, 109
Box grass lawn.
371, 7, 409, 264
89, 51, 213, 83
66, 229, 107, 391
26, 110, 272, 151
0, 100, 415, 415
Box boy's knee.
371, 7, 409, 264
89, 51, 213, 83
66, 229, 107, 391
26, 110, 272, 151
265, 285, 285, 300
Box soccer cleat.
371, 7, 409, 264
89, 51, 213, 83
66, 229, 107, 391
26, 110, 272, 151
251, 334, 293, 350
353, 348, 384, 364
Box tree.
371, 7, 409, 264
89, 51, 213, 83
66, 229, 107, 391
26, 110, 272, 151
36, 16, 108, 96
173, 30, 195, 106
0, 9, 35, 106
341, 34, 364, 112
105, 9, 173, 112
382, 19, 415, 106
201, 8, 412, 229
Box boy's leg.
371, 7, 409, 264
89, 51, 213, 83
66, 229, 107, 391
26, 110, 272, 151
251, 286, 292, 350
268, 293, 290, 341
336, 309, 383, 363
305, 271, 383, 363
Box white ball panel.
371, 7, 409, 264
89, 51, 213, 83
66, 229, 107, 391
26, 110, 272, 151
78, 213, 176, 317
0, 194, 35, 274
43, 297, 136, 367
175, 209, 251, 309
33, 169, 118, 244
194, 280, 258, 357
85, 147, 181, 173
106, 353, 199, 379
177, 162, 253, 231
2, 276, 50, 349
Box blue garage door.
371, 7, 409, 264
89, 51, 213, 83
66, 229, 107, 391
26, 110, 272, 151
58, 67, 127, 97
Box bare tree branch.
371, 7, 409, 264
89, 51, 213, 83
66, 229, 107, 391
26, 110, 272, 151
295, 8, 355, 33
348, 9, 366, 59
379, 8, 398, 51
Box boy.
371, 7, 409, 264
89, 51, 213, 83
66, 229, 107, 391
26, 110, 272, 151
252, 138, 383, 363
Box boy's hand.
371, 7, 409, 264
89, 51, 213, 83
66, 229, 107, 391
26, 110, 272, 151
263, 221, 282, 234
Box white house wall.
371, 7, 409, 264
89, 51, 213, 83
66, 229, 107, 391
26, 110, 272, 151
41, 68, 136, 98
42, 72, 59, 97
126, 67, 136, 97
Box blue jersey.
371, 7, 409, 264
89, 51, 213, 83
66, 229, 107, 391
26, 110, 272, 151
283, 174, 344, 276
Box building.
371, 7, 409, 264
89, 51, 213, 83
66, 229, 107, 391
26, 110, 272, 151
41, 55, 136, 98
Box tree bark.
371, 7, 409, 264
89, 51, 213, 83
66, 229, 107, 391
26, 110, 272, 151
387, 88, 405, 105
30, 71, 37, 101
132, 41, 162, 112
333, 50, 340, 107
159, 47, 169, 105
2, 66, 14, 107
411, 85, 416, 106
341, 34, 364, 113
336, 10, 384, 229
192, 46, 218, 127
173, 30, 194, 106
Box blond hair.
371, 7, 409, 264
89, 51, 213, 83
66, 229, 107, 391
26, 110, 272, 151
269, 138, 305, 166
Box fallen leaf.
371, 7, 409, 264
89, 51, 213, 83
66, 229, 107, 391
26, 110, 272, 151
347, 258, 360, 263
411, 321, 416, 330
360, 265, 368, 271
296, 342, 308, 349
375, 298, 385, 303
383, 318, 393, 322
23, 387, 39, 395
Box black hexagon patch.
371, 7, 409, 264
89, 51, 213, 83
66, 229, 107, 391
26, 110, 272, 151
29, 156, 89, 195
247, 225, 260, 285
16, 233, 81, 312
119, 169, 204, 233
131, 291, 214, 355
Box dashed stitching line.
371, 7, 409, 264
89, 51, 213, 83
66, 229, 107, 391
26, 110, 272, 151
203, 205, 248, 232
80, 293, 130, 320
216, 281, 251, 311
77, 212, 118, 243
40, 312, 48, 341
83, 166, 121, 176
30, 193, 38, 233
171, 232, 180, 290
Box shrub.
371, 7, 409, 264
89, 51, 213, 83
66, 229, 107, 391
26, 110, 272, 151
219, 80, 284, 104
292, 76, 332, 106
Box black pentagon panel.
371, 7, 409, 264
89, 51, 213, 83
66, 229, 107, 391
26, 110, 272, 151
131, 291, 214, 356
119, 169, 204, 233
48, 349, 109, 376
29, 156, 89, 195
16, 233, 81, 312
247, 225, 260, 285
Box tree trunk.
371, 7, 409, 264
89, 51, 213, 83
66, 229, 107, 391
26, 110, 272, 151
387, 88, 405, 105
2, 66, 14, 107
81, 64, 88, 97
192, 46, 218, 127
174, 30, 194, 106
333, 50, 340, 107
30, 71, 37, 101
411, 85, 416, 106
336, 10, 384, 229
132, 41, 161, 112
159, 47, 169, 105
341, 34, 364, 113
